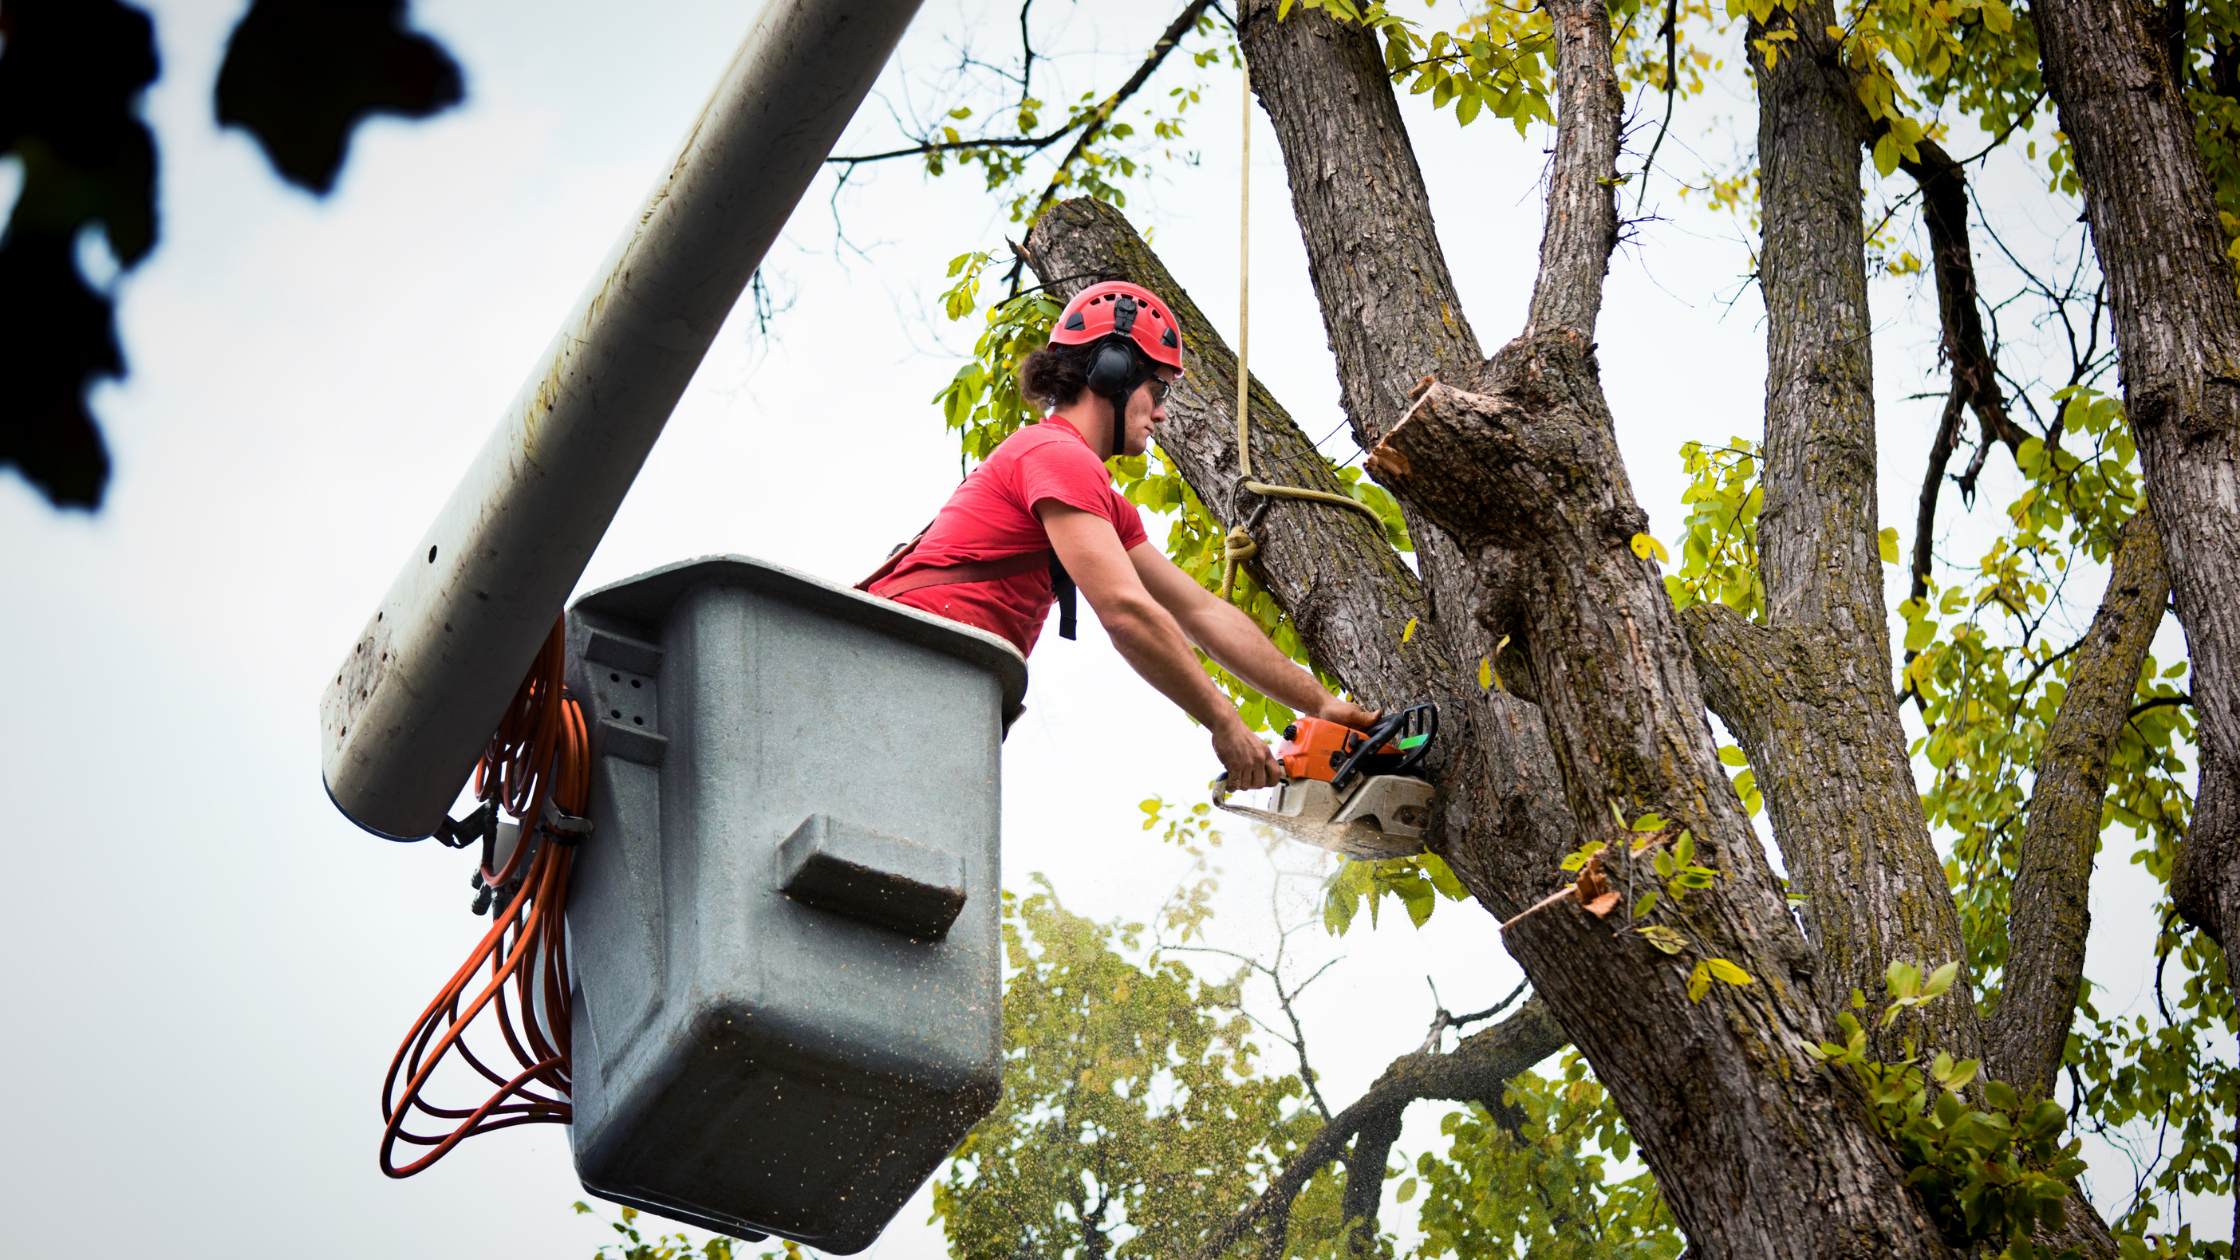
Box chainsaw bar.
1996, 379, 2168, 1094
1213, 774, 1433, 860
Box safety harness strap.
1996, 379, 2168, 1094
859, 542, 1079, 641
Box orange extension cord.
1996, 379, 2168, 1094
379, 618, 590, 1177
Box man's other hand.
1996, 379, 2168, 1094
1317, 698, 1380, 732
1214, 718, 1283, 790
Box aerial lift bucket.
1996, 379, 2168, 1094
561, 555, 1026, 1251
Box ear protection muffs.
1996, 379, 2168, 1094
1084, 337, 1153, 457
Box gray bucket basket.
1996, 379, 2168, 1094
562, 555, 1027, 1252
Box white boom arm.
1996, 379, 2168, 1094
320, 0, 926, 839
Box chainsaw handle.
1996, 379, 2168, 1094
1330, 702, 1438, 792
1210, 767, 1289, 809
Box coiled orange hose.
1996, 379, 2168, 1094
379, 619, 589, 1177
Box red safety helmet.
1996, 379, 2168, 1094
1049, 281, 1185, 373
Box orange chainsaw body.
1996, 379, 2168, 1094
1277, 717, 1398, 784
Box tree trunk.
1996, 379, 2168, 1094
1237, 0, 1503, 715
1684, 0, 1981, 1064
2032, 0, 2240, 1227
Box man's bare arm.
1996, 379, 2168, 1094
1038, 502, 1284, 788
1129, 542, 1379, 730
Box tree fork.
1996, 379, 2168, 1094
1187, 998, 1569, 1260
1347, 0, 1949, 1247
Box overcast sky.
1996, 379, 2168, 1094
1, 0, 2220, 1255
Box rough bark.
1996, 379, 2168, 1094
1991, 514, 2171, 1102
1679, 0, 1982, 1065
2033, 0, 2240, 904
2034, 3, 2240, 1223
1236, 0, 1504, 738
1189, 998, 1569, 1260
1237, 0, 1483, 442
1375, 333, 1944, 1260
2174, 744, 2240, 959
1023, 203, 1578, 918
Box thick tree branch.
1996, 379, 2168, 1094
1992, 513, 2171, 1102
1526, 0, 1622, 337
1235, 0, 1502, 694
1692, 0, 1981, 1064
1233, 0, 1571, 906
1187, 997, 1568, 1260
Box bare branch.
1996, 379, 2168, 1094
1186, 998, 1568, 1260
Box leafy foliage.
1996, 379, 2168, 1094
1803, 967, 2132, 1260
1413, 1052, 1682, 1260
1897, 387, 2234, 1240
1323, 850, 1471, 934
931, 879, 1328, 1259
1660, 438, 1767, 623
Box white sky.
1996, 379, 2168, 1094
0, 0, 2223, 1254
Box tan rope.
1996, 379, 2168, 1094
1237, 58, 1253, 482
1220, 59, 1386, 604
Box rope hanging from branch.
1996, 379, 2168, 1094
1220, 57, 1388, 603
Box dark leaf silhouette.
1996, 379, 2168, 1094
0, 0, 159, 508
216, 0, 463, 195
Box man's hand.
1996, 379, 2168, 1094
1214, 716, 1283, 790
1317, 698, 1380, 732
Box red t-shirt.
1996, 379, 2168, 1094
878, 417, 1148, 656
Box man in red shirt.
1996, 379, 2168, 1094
865, 281, 1377, 789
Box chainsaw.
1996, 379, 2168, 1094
1212, 702, 1438, 860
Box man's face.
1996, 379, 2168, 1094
1122, 368, 1179, 457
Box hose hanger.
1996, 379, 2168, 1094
1220, 56, 1389, 604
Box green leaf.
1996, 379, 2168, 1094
1718, 745, 1749, 767
1873, 133, 1900, 178
1921, 960, 1960, 1000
